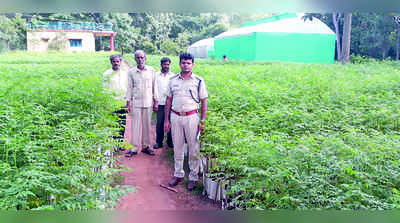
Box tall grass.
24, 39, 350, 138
199, 60, 400, 210
2, 52, 400, 210
0, 52, 131, 210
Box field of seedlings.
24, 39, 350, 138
1, 52, 400, 210
199, 60, 400, 210
0, 52, 132, 210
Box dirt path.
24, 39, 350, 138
115, 124, 220, 210
115, 61, 219, 210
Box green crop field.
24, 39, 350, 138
0, 52, 133, 210
199, 59, 400, 210
1, 52, 400, 210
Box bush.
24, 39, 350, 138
350, 54, 375, 64
0, 52, 132, 210
160, 39, 180, 56
141, 41, 157, 54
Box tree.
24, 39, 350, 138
303, 13, 352, 64
341, 13, 352, 64
160, 39, 180, 55
394, 15, 400, 60
101, 13, 140, 53
141, 40, 157, 54
332, 13, 342, 61
0, 14, 26, 52
145, 13, 174, 50
176, 32, 191, 53
351, 13, 397, 60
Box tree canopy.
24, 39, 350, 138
1, 12, 399, 61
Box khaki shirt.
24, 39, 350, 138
127, 65, 158, 108
156, 71, 175, 105
166, 73, 208, 112
102, 68, 128, 101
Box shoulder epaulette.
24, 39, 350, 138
170, 74, 180, 79
192, 73, 202, 81
189, 74, 202, 104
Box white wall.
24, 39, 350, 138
27, 31, 95, 52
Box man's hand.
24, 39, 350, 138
164, 120, 171, 132
198, 121, 205, 132
126, 101, 131, 113
153, 101, 158, 112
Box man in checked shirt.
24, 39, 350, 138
125, 50, 158, 157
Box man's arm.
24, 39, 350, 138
102, 71, 107, 87
199, 98, 207, 131
164, 96, 172, 132
152, 69, 159, 112
126, 71, 133, 112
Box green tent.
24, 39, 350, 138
214, 14, 336, 63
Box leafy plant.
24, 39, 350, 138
0, 51, 133, 210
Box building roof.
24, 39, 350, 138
188, 38, 214, 48
26, 20, 113, 32
215, 14, 335, 39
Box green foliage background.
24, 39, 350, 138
0, 52, 133, 210
1, 52, 400, 210
2, 13, 400, 60
198, 59, 400, 209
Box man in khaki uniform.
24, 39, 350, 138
164, 53, 208, 190
102, 54, 129, 150
126, 50, 158, 157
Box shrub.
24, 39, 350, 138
160, 39, 180, 56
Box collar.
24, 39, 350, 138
160, 71, 172, 76
178, 72, 195, 80
135, 65, 148, 72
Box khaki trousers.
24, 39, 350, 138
130, 107, 152, 152
171, 112, 200, 181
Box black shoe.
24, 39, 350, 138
167, 143, 174, 149
125, 151, 137, 157
118, 147, 126, 151
153, 143, 163, 149
142, 147, 155, 156
168, 177, 183, 187
187, 180, 197, 191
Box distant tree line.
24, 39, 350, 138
0, 13, 232, 55
305, 13, 400, 63
1, 12, 399, 62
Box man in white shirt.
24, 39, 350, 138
102, 54, 129, 150
126, 50, 158, 157
153, 57, 175, 149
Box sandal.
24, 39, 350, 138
142, 148, 155, 156
125, 151, 137, 157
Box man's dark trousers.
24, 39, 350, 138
113, 106, 127, 143
156, 105, 173, 147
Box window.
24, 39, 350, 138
69, 39, 82, 47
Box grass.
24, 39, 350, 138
0, 51, 132, 210
1, 51, 400, 210
198, 60, 400, 210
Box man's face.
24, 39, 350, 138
111, 57, 121, 71
161, 61, 170, 73
135, 52, 146, 67
179, 59, 194, 73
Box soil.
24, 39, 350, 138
115, 61, 219, 210
114, 124, 221, 210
